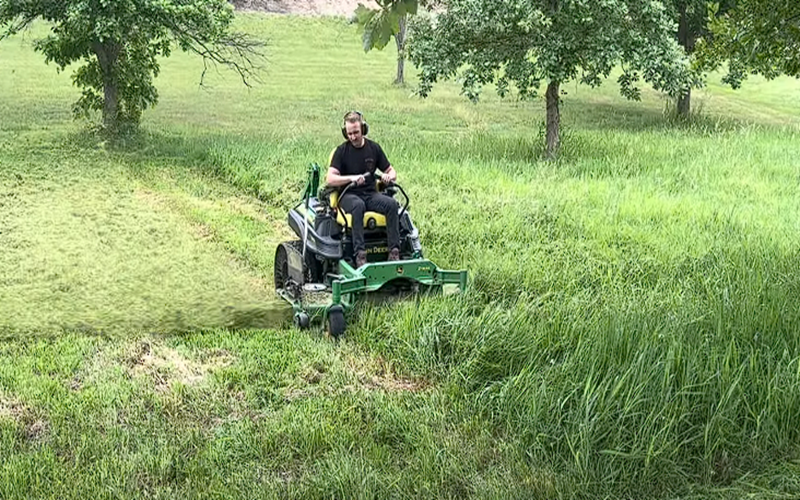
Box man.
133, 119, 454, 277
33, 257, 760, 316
326, 111, 400, 268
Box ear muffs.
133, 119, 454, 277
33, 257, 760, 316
341, 111, 369, 139
340, 122, 369, 139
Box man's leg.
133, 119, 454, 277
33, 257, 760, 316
365, 193, 400, 258
339, 193, 367, 266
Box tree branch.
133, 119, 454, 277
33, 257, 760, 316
165, 21, 265, 87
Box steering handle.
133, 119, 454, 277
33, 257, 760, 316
337, 181, 356, 233
387, 182, 409, 219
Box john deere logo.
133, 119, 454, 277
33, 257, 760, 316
397, 266, 404, 275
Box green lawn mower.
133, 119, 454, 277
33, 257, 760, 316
274, 164, 468, 338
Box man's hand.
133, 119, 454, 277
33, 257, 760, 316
380, 171, 395, 185
353, 174, 366, 185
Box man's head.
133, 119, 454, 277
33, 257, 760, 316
342, 111, 369, 146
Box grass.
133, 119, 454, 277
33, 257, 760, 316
2, 12, 800, 499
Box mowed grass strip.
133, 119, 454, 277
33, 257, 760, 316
0, 149, 283, 336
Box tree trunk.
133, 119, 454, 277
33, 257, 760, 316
103, 77, 119, 131
545, 80, 560, 160
676, 3, 695, 117
92, 41, 121, 132
394, 15, 407, 85
677, 87, 691, 116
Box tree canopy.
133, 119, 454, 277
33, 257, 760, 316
407, 0, 696, 158
699, 0, 800, 88
0, 0, 262, 134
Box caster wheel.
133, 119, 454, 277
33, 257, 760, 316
326, 305, 346, 339
294, 311, 310, 329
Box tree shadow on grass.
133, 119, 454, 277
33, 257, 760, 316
55, 96, 784, 190
562, 99, 754, 135
65, 127, 222, 171
391, 101, 764, 174
61, 127, 322, 210
56, 96, 760, 179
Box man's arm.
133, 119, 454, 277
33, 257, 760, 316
327, 167, 366, 187
375, 144, 396, 184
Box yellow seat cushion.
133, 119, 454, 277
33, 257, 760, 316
336, 210, 387, 228
328, 189, 387, 229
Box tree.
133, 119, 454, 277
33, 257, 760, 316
668, 0, 735, 116
699, 0, 800, 88
355, 0, 419, 85
407, 0, 696, 159
0, 0, 262, 134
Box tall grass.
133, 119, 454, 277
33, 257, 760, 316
346, 124, 800, 495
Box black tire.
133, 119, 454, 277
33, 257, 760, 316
327, 305, 346, 339
274, 243, 289, 291
288, 240, 324, 284
294, 311, 310, 329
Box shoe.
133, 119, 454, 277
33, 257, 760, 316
355, 251, 367, 268
388, 248, 400, 261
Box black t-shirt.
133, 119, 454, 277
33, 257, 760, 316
330, 139, 390, 196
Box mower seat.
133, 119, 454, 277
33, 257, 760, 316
329, 190, 387, 229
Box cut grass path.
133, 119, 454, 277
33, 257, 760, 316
0, 142, 290, 337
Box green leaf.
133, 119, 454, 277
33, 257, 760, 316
355, 0, 417, 53
355, 4, 378, 26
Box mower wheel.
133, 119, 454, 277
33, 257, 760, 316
274, 243, 289, 290
294, 311, 310, 329
289, 240, 323, 284
327, 305, 346, 339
